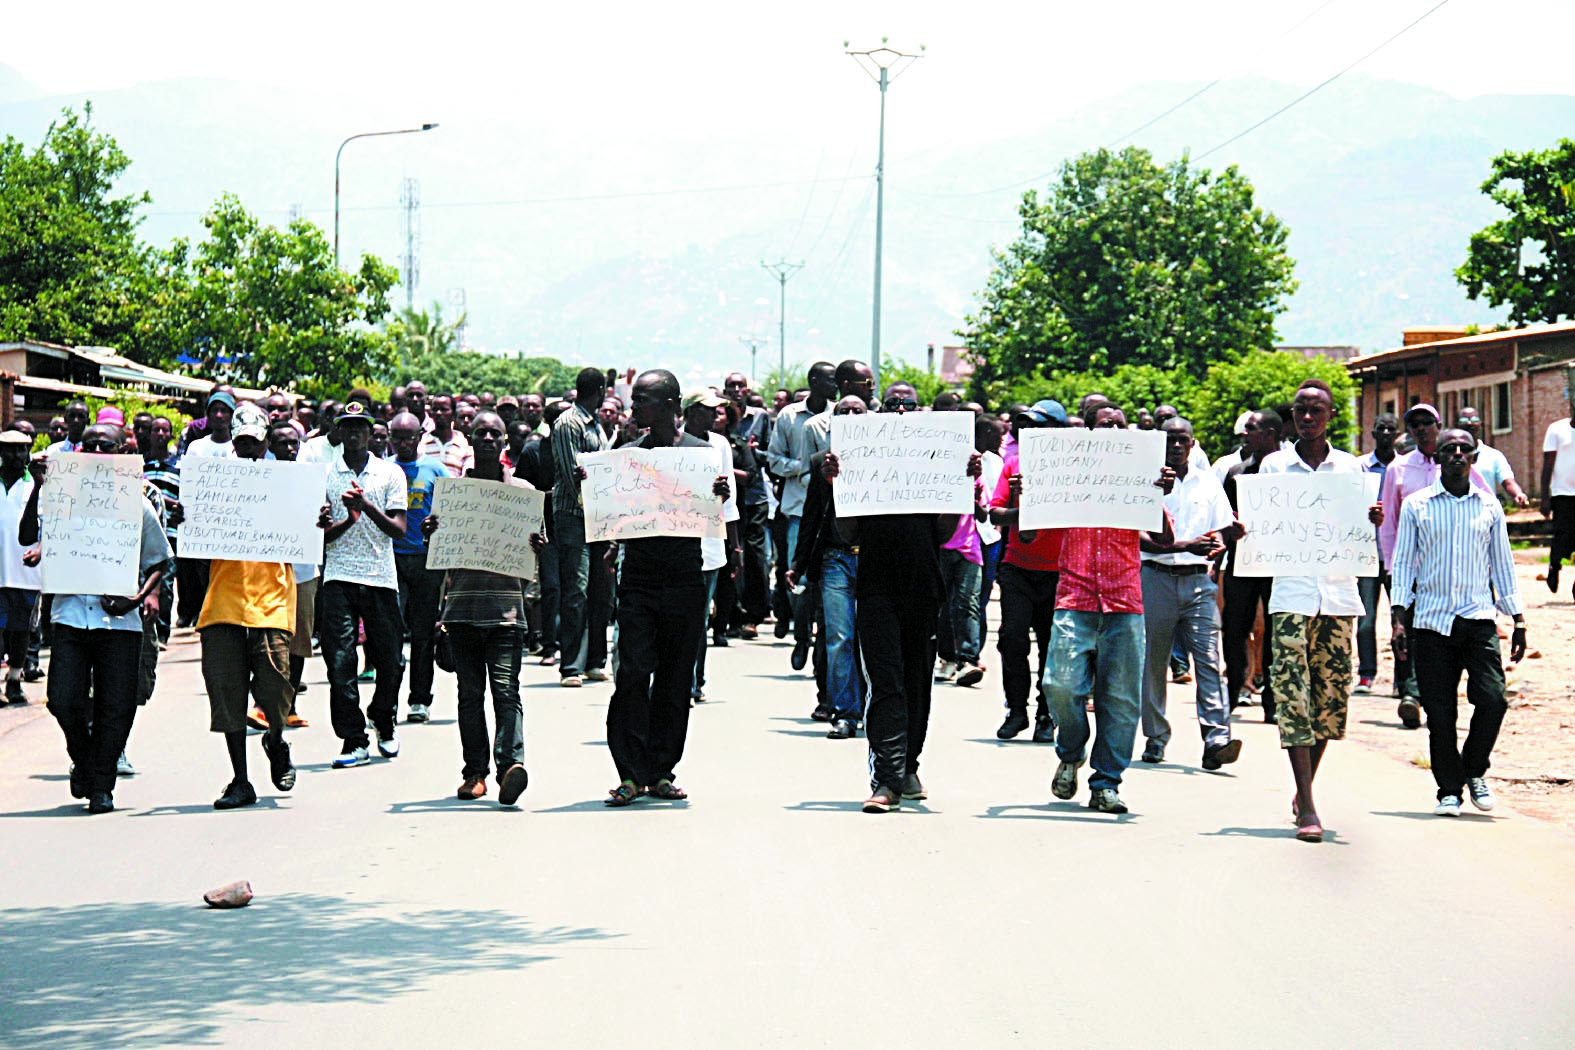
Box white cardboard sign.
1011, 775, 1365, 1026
179, 458, 329, 563
1233, 472, 1379, 577
40, 453, 144, 595
830, 411, 974, 517
579, 446, 728, 542
1017, 428, 1166, 531
426, 477, 546, 579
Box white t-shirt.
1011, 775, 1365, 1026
0, 473, 42, 591
977, 450, 1005, 547
701, 432, 741, 572
1544, 417, 1575, 497
184, 435, 233, 459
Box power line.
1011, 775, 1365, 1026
1197, 0, 1453, 160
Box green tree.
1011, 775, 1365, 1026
1457, 139, 1575, 324
0, 104, 167, 358
994, 363, 1197, 420
961, 147, 1297, 393
166, 194, 398, 390
397, 349, 577, 398
1189, 350, 1355, 454
384, 302, 465, 367
879, 357, 951, 406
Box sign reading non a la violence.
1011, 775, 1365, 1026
1233, 472, 1379, 578
1017, 428, 1166, 531
579, 446, 728, 542
180, 458, 329, 563
830, 411, 974, 518
39, 453, 144, 595
426, 477, 546, 579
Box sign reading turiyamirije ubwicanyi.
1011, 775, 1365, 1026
578, 446, 728, 542
1232, 472, 1379, 578
829, 411, 974, 517
179, 458, 330, 563
39, 453, 145, 595
1016, 428, 1166, 531
426, 477, 546, 579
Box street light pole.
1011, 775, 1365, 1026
761, 259, 803, 385
846, 41, 923, 390
334, 122, 439, 269
739, 336, 764, 386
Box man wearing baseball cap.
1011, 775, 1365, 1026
1377, 402, 1491, 727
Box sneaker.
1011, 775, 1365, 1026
901, 773, 927, 801
1052, 759, 1082, 800
332, 746, 370, 769
458, 776, 488, 800
1032, 713, 1056, 744
826, 719, 859, 739
498, 763, 530, 806
954, 663, 985, 688
1354, 677, 1374, 695
1397, 698, 1422, 729
376, 729, 400, 759
560, 674, 583, 688
261, 735, 296, 792
406, 704, 430, 724
116, 751, 136, 777
862, 785, 901, 813
933, 660, 958, 683
1434, 794, 1462, 817
996, 710, 1030, 740
1140, 742, 1165, 764
1466, 777, 1496, 811
1088, 788, 1129, 814
213, 779, 258, 810
790, 639, 810, 671
584, 668, 611, 683
245, 707, 269, 731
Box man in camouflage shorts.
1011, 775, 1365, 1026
1269, 613, 1351, 748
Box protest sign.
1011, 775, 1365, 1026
179, 458, 329, 563
39, 453, 144, 595
830, 411, 974, 517
1016, 428, 1166, 531
1233, 472, 1379, 577
426, 477, 546, 578
580, 445, 728, 542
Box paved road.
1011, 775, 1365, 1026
2, 627, 1572, 1049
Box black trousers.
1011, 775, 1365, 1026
607, 579, 707, 786
396, 552, 443, 710
770, 510, 793, 624
176, 556, 210, 625
1412, 617, 1508, 800
48, 625, 142, 796
320, 581, 405, 748
1221, 572, 1274, 715
859, 592, 939, 792
995, 563, 1057, 717
734, 503, 771, 625
1551, 496, 1575, 572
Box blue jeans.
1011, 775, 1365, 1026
979, 539, 1003, 639
1045, 609, 1144, 791
938, 548, 982, 665
692, 568, 719, 697
554, 513, 591, 676
819, 548, 861, 718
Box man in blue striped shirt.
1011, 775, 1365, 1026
1390, 428, 1527, 818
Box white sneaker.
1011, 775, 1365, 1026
1434, 795, 1462, 817
376, 730, 400, 759
933, 660, 958, 683
332, 746, 370, 769
584, 669, 610, 683
406, 704, 430, 723
116, 751, 136, 777
1466, 778, 1496, 811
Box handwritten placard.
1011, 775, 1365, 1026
1017, 429, 1166, 531
1233, 473, 1379, 577
40, 453, 144, 595
426, 477, 546, 578
830, 411, 973, 517
180, 458, 329, 563
580, 446, 728, 542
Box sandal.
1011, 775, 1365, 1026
1295, 819, 1324, 843
647, 780, 687, 801
539, 654, 557, 666
604, 781, 640, 807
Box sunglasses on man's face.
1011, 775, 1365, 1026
883, 398, 918, 411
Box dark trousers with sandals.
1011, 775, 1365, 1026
859, 592, 939, 793
607, 578, 707, 787
1412, 617, 1508, 802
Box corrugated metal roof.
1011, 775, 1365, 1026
1346, 321, 1575, 371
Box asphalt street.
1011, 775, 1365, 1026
2, 626, 1572, 1049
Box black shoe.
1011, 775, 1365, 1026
1032, 713, 1056, 744
1263, 703, 1277, 725
22, 666, 43, 683
1140, 742, 1165, 764
68, 765, 89, 799
790, 640, 810, 671
87, 792, 114, 814
774, 618, 791, 639
827, 719, 859, 739
1397, 698, 1422, 730
262, 735, 296, 792
997, 710, 1030, 740
498, 763, 529, 806
1549, 560, 1561, 593
1201, 738, 1242, 771
5, 681, 24, 704
810, 704, 834, 723
711, 634, 730, 648
214, 779, 258, 810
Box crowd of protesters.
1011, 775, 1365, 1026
5, 359, 1567, 837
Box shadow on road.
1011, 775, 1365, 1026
784, 800, 938, 814
1370, 809, 1502, 823
0, 894, 614, 1049
977, 803, 1137, 825
1200, 825, 1349, 845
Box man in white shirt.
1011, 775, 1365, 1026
418, 393, 473, 477
183, 391, 236, 459
684, 390, 742, 703
1261, 379, 1384, 843
45, 400, 91, 455
1539, 392, 1575, 600
1457, 407, 1529, 508
317, 402, 410, 768
1138, 417, 1243, 770
1391, 428, 1526, 817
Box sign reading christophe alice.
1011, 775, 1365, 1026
1233, 472, 1379, 577
1016, 429, 1166, 531
830, 411, 974, 517
180, 458, 329, 563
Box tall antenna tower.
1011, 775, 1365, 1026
400, 177, 421, 310
449, 288, 468, 350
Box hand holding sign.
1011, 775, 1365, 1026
425, 478, 546, 578
579, 446, 728, 542
1233, 473, 1379, 577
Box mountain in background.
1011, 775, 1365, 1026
2, 66, 1572, 380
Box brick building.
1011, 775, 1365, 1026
1346, 323, 1575, 498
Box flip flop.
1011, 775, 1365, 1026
647, 780, 687, 801
1295, 821, 1324, 843
604, 782, 640, 807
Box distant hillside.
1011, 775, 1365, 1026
3, 72, 1572, 377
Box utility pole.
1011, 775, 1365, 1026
400, 177, 421, 311
760, 259, 803, 385
449, 288, 468, 350
846, 40, 923, 390
333, 122, 438, 268
739, 336, 765, 386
